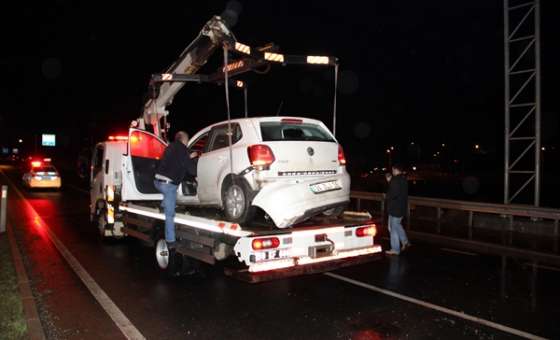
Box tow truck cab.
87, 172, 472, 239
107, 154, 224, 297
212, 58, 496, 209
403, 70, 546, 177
90, 136, 128, 236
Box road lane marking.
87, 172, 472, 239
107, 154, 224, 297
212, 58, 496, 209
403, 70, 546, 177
325, 272, 547, 340
441, 248, 478, 256
1, 170, 145, 340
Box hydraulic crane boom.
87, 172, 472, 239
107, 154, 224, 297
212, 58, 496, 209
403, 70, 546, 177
143, 16, 235, 137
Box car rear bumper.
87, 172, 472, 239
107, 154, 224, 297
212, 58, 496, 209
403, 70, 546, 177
251, 173, 350, 228
28, 178, 61, 188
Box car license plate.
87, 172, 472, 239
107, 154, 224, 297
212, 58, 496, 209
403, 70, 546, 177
310, 180, 341, 194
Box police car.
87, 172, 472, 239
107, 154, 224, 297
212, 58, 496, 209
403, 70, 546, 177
22, 158, 61, 189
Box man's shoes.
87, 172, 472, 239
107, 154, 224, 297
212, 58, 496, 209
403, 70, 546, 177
385, 250, 400, 256
401, 242, 412, 252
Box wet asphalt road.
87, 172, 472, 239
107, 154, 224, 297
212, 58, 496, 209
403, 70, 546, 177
1, 165, 559, 340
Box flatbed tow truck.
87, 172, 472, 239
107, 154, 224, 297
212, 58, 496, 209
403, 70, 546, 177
92, 16, 383, 283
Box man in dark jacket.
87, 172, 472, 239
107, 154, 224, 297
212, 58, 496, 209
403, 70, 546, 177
385, 164, 411, 255
154, 131, 198, 247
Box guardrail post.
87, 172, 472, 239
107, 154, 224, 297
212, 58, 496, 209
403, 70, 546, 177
500, 256, 507, 300
554, 220, 559, 254
530, 262, 538, 311
356, 198, 361, 211
406, 203, 411, 231
468, 211, 474, 239
0, 185, 7, 233
508, 215, 514, 245
436, 207, 442, 233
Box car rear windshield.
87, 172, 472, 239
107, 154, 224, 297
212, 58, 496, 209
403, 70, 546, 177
260, 122, 335, 142
35, 166, 56, 172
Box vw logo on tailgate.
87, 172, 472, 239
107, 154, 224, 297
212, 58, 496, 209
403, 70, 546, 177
307, 147, 314, 156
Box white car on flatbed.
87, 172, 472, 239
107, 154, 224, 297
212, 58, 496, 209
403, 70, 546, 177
122, 116, 350, 229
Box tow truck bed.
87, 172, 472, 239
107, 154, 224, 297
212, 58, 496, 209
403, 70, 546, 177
118, 201, 383, 281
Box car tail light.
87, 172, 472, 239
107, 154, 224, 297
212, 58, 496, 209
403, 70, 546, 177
356, 224, 377, 237
248, 145, 275, 169
338, 145, 346, 166
31, 161, 42, 168
252, 237, 280, 250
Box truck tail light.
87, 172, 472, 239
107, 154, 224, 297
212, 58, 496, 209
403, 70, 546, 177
338, 145, 346, 166
248, 145, 275, 169
356, 224, 377, 237
252, 237, 280, 250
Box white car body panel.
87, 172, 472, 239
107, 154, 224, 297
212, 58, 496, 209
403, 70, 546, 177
251, 170, 350, 228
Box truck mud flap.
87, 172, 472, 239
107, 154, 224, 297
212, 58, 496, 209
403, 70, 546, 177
224, 253, 382, 283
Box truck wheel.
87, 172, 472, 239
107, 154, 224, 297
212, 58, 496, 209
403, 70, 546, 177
97, 212, 108, 238
155, 239, 183, 277
222, 182, 254, 224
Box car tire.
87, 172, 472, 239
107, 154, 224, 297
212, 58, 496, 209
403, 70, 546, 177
222, 180, 254, 224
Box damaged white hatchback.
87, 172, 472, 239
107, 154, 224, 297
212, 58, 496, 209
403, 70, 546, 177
123, 116, 350, 228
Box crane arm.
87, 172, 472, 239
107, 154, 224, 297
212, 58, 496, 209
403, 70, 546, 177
142, 16, 235, 135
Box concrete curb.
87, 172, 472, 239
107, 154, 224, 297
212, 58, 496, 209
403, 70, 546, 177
7, 222, 47, 340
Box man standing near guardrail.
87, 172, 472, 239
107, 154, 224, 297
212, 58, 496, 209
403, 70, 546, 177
385, 164, 411, 255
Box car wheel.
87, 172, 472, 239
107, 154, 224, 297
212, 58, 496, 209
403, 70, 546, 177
97, 213, 106, 236
222, 181, 254, 224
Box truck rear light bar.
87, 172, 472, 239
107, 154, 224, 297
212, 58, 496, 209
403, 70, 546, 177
248, 245, 382, 273
108, 135, 129, 141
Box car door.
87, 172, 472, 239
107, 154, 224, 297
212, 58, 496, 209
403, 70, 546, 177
121, 128, 167, 201
196, 123, 242, 204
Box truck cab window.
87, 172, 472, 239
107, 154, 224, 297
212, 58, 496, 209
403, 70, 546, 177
92, 146, 104, 176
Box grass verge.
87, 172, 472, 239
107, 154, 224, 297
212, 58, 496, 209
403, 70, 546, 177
0, 234, 27, 340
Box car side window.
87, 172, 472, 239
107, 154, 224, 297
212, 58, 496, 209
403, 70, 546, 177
189, 132, 209, 154
208, 124, 242, 152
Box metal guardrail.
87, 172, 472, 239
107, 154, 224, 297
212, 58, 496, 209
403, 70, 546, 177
351, 190, 560, 266
351, 190, 560, 236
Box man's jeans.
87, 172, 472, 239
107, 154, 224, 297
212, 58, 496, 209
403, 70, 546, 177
154, 180, 178, 243
389, 215, 409, 254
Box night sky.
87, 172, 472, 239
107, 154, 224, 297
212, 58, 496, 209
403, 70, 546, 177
3, 1, 560, 163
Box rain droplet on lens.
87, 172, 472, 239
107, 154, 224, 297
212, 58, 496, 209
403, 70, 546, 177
41, 58, 62, 80
340, 70, 359, 95
354, 122, 371, 139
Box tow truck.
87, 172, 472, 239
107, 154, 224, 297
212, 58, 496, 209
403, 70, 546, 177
91, 16, 382, 282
